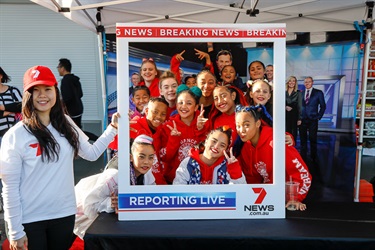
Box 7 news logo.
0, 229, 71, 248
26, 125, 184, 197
244, 188, 274, 216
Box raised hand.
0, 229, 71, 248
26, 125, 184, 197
223, 147, 238, 164
111, 112, 120, 128
167, 120, 181, 136
197, 104, 208, 130
129, 120, 138, 133
194, 48, 210, 61
285, 134, 294, 146
176, 50, 185, 62
128, 109, 135, 120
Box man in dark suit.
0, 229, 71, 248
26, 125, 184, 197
299, 76, 326, 164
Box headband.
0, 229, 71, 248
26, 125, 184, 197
134, 134, 153, 145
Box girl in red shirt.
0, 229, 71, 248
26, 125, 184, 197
234, 105, 311, 211
158, 70, 178, 118
139, 58, 160, 97
210, 85, 247, 147
159, 85, 209, 184
173, 126, 245, 185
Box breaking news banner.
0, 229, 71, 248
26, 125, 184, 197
116, 26, 286, 38
116, 23, 286, 220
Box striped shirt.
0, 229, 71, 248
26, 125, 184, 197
0, 85, 22, 136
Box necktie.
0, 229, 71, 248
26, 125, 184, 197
305, 89, 310, 105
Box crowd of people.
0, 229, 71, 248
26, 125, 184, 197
0, 46, 326, 249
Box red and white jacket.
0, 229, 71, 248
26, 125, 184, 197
237, 126, 312, 202
159, 110, 209, 184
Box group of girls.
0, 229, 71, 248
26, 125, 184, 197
114, 57, 311, 213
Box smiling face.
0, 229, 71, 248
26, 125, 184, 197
249, 61, 265, 81
220, 65, 236, 83
159, 77, 178, 104
146, 100, 168, 130
265, 65, 273, 81
131, 74, 141, 86
304, 77, 313, 89
140, 62, 158, 83
132, 89, 150, 112
216, 54, 232, 72
203, 130, 229, 160
250, 80, 272, 106
197, 71, 216, 98
176, 91, 198, 121
235, 111, 261, 146
213, 86, 236, 115
185, 77, 196, 88
32, 85, 57, 117
288, 77, 297, 89
131, 144, 155, 177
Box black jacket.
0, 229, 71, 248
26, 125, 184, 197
61, 74, 84, 117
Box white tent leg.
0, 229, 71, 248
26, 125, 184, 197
96, 31, 111, 163
354, 1, 374, 202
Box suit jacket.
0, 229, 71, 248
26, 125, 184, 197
301, 88, 326, 120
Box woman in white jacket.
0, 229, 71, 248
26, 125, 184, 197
0, 66, 119, 250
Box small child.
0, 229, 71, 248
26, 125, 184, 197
184, 75, 197, 88
139, 58, 161, 97
220, 65, 247, 92
210, 85, 248, 147
130, 85, 150, 119
234, 105, 311, 211
173, 126, 246, 185
74, 135, 156, 239
130, 97, 169, 184
245, 79, 272, 117
159, 70, 178, 118
109, 98, 168, 184
159, 85, 209, 184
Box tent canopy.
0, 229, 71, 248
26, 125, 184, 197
31, 0, 368, 34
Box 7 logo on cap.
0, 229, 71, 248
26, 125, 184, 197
31, 70, 40, 78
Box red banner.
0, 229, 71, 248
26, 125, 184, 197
116, 27, 286, 38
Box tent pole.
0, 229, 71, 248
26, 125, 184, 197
354, 1, 374, 202
97, 32, 107, 132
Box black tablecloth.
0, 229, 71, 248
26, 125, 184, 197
84, 202, 375, 250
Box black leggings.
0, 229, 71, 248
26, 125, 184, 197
6, 215, 75, 250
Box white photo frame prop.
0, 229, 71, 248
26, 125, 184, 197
116, 23, 286, 221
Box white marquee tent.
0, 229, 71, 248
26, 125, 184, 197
31, 0, 366, 34
29, 0, 371, 122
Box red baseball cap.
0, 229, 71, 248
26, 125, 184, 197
23, 65, 57, 92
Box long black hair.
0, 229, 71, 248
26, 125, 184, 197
0, 67, 11, 83
22, 86, 80, 162
196, 126, 233, 154
232, 105, 272, 157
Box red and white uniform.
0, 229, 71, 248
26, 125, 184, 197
237, 126, 312, 202
129, 116, 166, 185
159, 110, 209, 184
139, 78, 160, 97
173, 148, 246, 185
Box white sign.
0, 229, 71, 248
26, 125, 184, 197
116, 23, 286, 220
